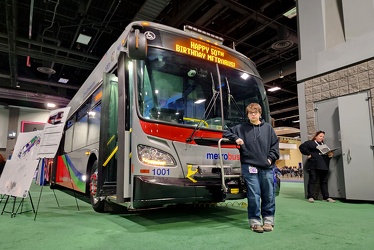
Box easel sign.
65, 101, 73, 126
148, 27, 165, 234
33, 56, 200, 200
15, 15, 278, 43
0, 160, 39, 198
37, 107, 70, 159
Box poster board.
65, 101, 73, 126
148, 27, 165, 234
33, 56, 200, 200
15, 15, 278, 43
37, 107, 70, 158
12, 130, 43, 161
0, 160, 39, 198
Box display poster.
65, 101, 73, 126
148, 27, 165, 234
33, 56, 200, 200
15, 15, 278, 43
0, 160, 39, 198
12, 130, 43, 161
37, 107, 70, 158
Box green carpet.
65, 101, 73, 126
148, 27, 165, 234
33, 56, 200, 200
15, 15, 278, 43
1, 181, 373, 250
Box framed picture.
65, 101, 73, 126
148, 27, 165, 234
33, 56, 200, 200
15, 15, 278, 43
21, 121, 45, 132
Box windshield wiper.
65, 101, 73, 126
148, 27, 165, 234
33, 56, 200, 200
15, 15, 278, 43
186, 71, 220, 142
225, 77, 246, 119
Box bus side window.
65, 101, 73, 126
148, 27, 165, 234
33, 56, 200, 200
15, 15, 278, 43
72, 100, 90, 150
64, 116, 76, 153
87, 103, 101, 145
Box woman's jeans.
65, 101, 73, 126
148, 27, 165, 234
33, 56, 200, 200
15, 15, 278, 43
241, 164, 275, 226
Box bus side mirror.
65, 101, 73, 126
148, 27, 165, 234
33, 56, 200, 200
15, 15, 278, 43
128, 28, 147, 60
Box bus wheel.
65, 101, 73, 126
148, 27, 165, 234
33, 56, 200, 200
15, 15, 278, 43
89, 161, 105, 212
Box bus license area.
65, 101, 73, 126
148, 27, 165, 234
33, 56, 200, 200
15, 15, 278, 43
152, 168, 170, 176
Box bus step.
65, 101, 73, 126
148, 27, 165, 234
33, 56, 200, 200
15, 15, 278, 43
223, 174, 241, 178
225, 192, 246, 200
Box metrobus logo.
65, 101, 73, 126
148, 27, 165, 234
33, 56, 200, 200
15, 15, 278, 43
206, 152, 240, 161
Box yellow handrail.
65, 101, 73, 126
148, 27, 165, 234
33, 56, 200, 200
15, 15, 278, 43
183, 117, 209, 128
103, 146, 118, 167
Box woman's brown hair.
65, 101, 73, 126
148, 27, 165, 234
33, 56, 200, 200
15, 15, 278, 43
311, 130, 325, 141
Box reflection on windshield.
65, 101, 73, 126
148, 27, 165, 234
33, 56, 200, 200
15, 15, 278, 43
137, 47, 265, 130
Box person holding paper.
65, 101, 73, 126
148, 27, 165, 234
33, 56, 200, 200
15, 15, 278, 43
299, 131, 335, 203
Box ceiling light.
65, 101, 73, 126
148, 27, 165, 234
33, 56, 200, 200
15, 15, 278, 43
58, 78, 69, 84
279, 70, 284, 78
37, 67, 56, 74
283, 7, 297, 19
76, 33, 92, 45
268, 86, 281, 92
47, 103, 56, 108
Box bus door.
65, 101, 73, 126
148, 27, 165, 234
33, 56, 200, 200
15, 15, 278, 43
98, 73, 119, 199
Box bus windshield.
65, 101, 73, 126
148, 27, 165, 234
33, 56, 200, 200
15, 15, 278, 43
137, 47, 267, 130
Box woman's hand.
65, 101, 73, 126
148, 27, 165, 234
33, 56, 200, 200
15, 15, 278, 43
327, 151, 334, 158
307, 155, 311, 159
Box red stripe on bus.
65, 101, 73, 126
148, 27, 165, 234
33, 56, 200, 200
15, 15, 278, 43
139, 120, 223, 143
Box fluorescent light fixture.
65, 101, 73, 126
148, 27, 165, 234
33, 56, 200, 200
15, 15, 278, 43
58, 78, 69, 83
283, 7, 297, 19
240, 73, 249, 80
8, 131, 16, 137
47, 103, 56, 108
292, 120, 300, 123
76, 33, 92, 45
268, 86, 281, 92
194, 99, 206, 104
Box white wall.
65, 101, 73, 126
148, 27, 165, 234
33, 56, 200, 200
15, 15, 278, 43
297, 0, 374, 80
0, 107, 9, 148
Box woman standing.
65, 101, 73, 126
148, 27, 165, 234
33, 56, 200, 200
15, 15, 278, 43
299, 131, 335, 203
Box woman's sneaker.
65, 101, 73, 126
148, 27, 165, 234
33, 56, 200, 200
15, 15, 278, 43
263, 224, 274, 232
250, 225, 264, 233
308, 198, 315, 203
325, 198, 336, 203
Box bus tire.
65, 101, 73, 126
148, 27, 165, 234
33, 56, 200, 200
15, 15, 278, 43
89, 160, 105, 212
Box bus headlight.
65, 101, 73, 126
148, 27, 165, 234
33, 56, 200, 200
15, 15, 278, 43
137, 145, 176, 166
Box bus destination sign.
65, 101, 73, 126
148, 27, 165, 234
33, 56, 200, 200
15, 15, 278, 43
175, 39, 237, 68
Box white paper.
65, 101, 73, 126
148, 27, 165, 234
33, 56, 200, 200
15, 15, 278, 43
0, 160, 39, 198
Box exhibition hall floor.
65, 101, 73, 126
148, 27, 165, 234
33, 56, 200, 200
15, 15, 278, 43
1, 181, 373, 250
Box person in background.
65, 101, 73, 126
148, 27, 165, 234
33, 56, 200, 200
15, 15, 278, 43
223, 103, 279, 233
8, 148, 13, 160
299, 131, 335, 203
0, 153, 6, 176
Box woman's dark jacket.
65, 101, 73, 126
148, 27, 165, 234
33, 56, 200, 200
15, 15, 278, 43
299, 140, 331, 170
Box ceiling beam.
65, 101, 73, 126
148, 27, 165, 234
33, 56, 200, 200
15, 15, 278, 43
0, 33, 101, 61
165, 0, 207, 27
5, 0, 18, 87
0, 44, 96, 70
0, 87, 70, 106
0, 74, 80, 90
270, 106, 299, 115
